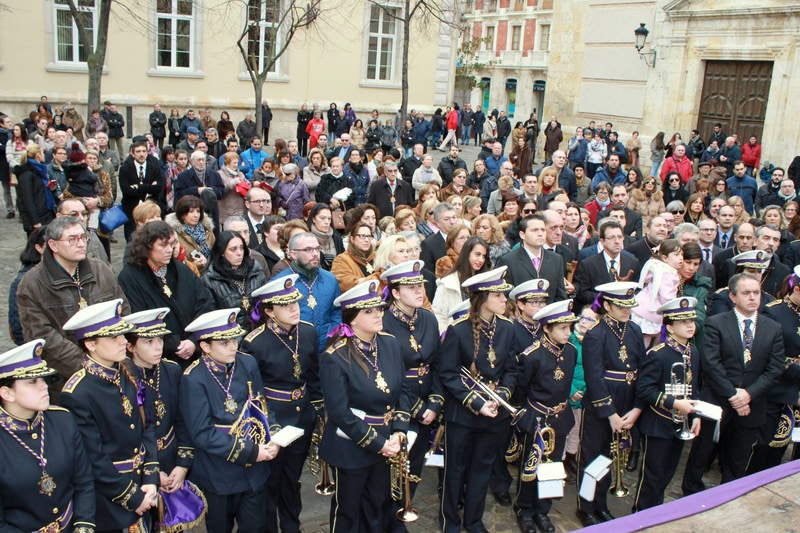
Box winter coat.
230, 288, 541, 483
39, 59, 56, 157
14, 161, 55, 232
149, 111, 167, 139
303, 164, 329, 200
659, 155, 694, 183
103, 111, 125, 139
165, 212, 216, 269
316, 173, 355, 209
349, 127, 366, 150
236, 119, 258, 147
496, 117, 512, 141
202, 260, 268, 328
64, 161, 99, 198
365, 126, 382, 152
380, 125, 398, 148
628, 189, 665, 226
544, 124, 563, 153
275, 177, 310, 221
216, 166, 246, 222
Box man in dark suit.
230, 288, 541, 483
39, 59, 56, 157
420, 202, 458, 269
399, 143, 424, 184
753, 224, 790, 296
716, 205, 737, 249
708, 250, 775, 316
580, 215, 635, 260
627, 215, 669, 266
573, 220, 641, 308
242, 186, 273, 249
697, 218, 722, 265
542, 208, 576, 264
496, 214, 566, 303
714, 222, 755, 289
118, 140, 166, 240
366, 160, 414, 218
698, 273, 784, 482
543, 199, 579, 257
597, 185, 643, 240
174, 150, 225, 228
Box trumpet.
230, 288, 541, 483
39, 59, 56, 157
459, 366, 527, 425
389, 435, 421, 522
609, 429, 631, 497
308, 416, 335, 495
665, 361, 695, 440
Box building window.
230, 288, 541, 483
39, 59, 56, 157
366, 5, 398, 81
510, 25, 521, 51
485, 0, 498, 11
485, 25, 495, 51
156, 0, 194, 69
246, 0, 282, 73
539, 24, 550, 51
54, 0, 97, 64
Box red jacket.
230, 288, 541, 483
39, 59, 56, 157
741, 142, 761, 169
446, 110, 459, 130
659, 155, 693, 183
584, 199, 609, 226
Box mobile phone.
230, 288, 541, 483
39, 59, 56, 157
190, 250, 202, 260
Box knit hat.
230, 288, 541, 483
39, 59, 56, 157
69, 142, 85, 163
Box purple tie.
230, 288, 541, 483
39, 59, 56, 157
532, 256, 541, 272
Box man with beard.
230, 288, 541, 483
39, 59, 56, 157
627, 215, 669, 266
723, 224, 789, 297
597, 184, 643, 239
755, 167, 786, 214
273, 232, 341, 352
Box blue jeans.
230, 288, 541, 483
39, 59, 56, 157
461, 125, 472, 145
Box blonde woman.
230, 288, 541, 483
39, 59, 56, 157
472, 213, 511, 267
416, 197, 441, 238
727, 195, 751, 226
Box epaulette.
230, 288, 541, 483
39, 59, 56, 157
324, 339, 348, 354
715, 287, 728, 294
522, 340, 541, 357
451, 316, 470, 327
497, 314, 513, 323
648, 343, 666, 353
162, 359, 180, 366
377, 331, 396, 338
585, 320, 600, 332
299, 320, 314, 327
766, 299, 783, 307
62, 369, 85, 394
244, 324, 265, 342
47, 406, 70, 412
791, 239, 800, 244
183, 359, 200, 375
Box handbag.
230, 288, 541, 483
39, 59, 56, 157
99, 204, 129, 233
331, 208, 346, 230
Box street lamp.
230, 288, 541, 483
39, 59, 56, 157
634, 23, 657, 67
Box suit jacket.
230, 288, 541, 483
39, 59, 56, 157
627, 236, 660, 266
714, 245, 740, 289
698, 243, 722, 264
572, 251, 641, 308
495, 247, 566, 303
597, 206, 644, 239
715, 252, 789, 295
366, 177, 415, 219
174, 168, 225, 204
420, 232, 446, 270
702, 311, 784, 427
118, 156, 166, 217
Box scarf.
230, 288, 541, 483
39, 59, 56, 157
183, 223, 211, 258
30, 159, 56, 210
779, 190, 796, 202
212, 251, 253, 282
596, 197, 611, 208
311, 225, 336, 256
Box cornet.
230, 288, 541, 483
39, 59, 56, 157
308, 416, 335, 495
389, 435, 420, 522
665, 361, 695, 441
609, 429, 631, 497
460, 366, 527, 425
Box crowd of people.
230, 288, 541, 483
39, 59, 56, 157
0, 96, 799, 533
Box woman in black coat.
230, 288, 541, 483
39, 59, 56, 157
202, 230, 268, 329
14, 143, 55, 235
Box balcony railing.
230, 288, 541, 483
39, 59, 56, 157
475, 49, 549, 69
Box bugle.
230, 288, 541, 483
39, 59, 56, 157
389, 435, 420, 522
609, 429, 631, 497
309, 416, 335, 495
460, 366, 527, 425
665, 361, 695, 440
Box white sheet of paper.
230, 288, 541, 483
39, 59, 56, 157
271, 426, 304, 448
406, 430, 418, 450
538, 461, 566, 481
584, 455, 612, 479
694, 400, 722, 421
335, 408, 367, 440
538, 479, 565, 499
425, 453, 444, 468
792, 427, 800, 443
579, 473, 598, 501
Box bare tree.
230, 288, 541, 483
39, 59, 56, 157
63, 0, 112, 113
369, 0, 458, 121
236, 0, 321, 134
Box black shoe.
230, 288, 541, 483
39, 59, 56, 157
492, 491, 512, 507
516, 513, 537, 533
595, 510, 616, 522
533, 513, 555, 533
5, 212, 14, 219
576, 510, 599, 527
626, 450, 640, 471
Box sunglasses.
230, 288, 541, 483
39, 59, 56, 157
523, 208, 536, 214
671, 209, 685, 215
669, 178, 680, 183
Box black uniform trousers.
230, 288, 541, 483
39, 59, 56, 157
330, 462, 392, 533
515, 430, 567, 516
634, 434, 684, 511
576, 410, 613, 514
203, 486, 269, 533
441, 422, 506, 533
489, 425, 514, 495
681, 419, 717, 495
747, 401, 791, 474
684, 416, 758, 491
265, 432, 312, 533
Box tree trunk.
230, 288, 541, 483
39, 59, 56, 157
254, 78, 264, 137
86, 55, 102, 113
400, 0, 410, 121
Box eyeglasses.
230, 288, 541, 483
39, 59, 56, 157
353, 233, 372, 240
670, 209, 685, 215
522, 208, 536, 214
56, 233, 89, 245
291, 246, 321, 254
62, 210, 88, 218
669, 178, 680, 183
248, 198, 271, 204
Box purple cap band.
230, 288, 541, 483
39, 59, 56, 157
73, 316, 123, 340
0, 357, 44, 374
340, 292, 380, 307
265, 285, 297, 299
452, 310, 468, 320
539, 310, 575, 324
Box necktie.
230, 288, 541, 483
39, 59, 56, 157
742, 319, 753, 364
720, 233, 728, 248
138, 165, 144, 181
532, 255, 541, 272
703, 248, 711, 262
609, 258, 618, 280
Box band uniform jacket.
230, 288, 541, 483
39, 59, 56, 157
382, 306, 444, 422
180, 353, 272, 495
0, 407, 95, 532
136, 359, 194, 473
61, 357, 160, 529
513, 318, 542, 353
701, 311, 785, 427
319, 332, 412, 469
761, 300, 800, 404
517, 337, 577, 436
240, 320, 322, 435
495, 248, 567, 303
439, 315, 520, 431
582, 316, 646, 419
636, 340, 700, 439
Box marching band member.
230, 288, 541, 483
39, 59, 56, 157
181, 308, 279, 533
576, 282, 645, 527
319, 279, 412, 533
509, 278, 550, 347
125, 308, 206, 531
515, 299, 579, 533
633, 297, 700, 511
240, 275, 322, 533
380, 261, 443, 508
61, 299, 160, 532
439, 266, 518, 533
0, 340, 95, 532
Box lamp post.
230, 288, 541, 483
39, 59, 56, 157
634, 23, 657, 67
